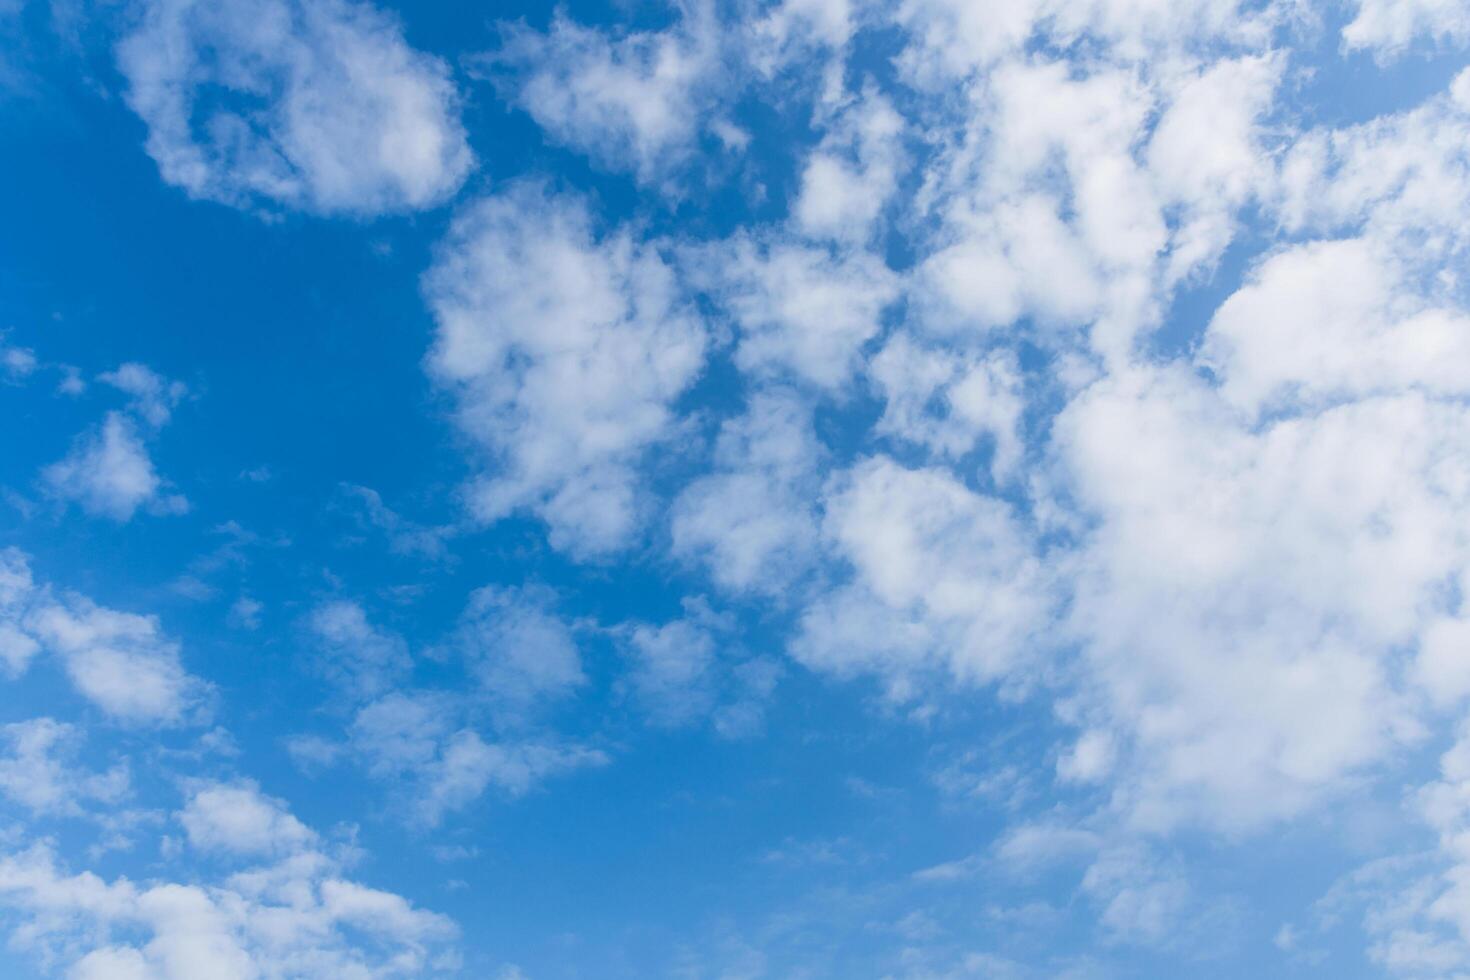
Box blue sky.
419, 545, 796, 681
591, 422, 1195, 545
2, 1, 1470, 977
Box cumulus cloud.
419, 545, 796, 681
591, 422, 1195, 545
0, 718, 129, 816
116, 0, 472, 214
177, 780, 315, 858
869, 333, 1026, 483
345, 691, 606, 826
792, 456, 1053, 701
98, 363, 186, 428
27, 596, 209, 727
1343, 0, 1470, 60
793, 88, 906, 244
305, 599, 411, 699
670, 388, 822, 593
489, 1, 724, 184
453, 585, 585, 719
0, 823, 455, 978
42, 363, 190, 522
424, 182, 707, 555
42, 412, 187, 521
692, 235, 898, 390
0, 550, 208, 726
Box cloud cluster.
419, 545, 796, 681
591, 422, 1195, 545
42, 363, 189, 522
117, 0, 472, 214
0, 781, 455, 980
424, 182, 707, 555
1, 549, 208, 726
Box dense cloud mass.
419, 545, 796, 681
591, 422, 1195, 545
3, 0, 1470, 976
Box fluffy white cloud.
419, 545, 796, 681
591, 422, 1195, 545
621, 617, 718, 727
0, 549, 42, 677
0, 718, 129, 816
670, 388, 822, 593
117, 0, 472, 215
1343, 0, 1470, 60
747, 0, 856, 81
424, 183, 707, 555
894, 0, 1277, 82
693, 236, 898, 389
793, 89, 905, 243
415, 731, 606, 826
306, 600, 411, 700
1, 341, 37, 381
453, 586, 585, 718
0, 551, 206, 730
0, 832, 455, 978
1052, 362, 1468, 831
27, 595, 208, 727
1277, 69, 1470, 267
99, 363, 186, 428
869, 333, 1026, 482
491, 2, 723, 184
43, 412, 187, 522
792, 456, 1053, 700
345, 691, 607, 826
42, 362, 190, 523
178, 781, 315, 858
1, 550, 208, 725
1202, 238, 1470, 414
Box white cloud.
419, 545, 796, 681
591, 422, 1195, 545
424, 183, 707, 555
1052, 363, 1465, 831
893, 0, 1278, 83
342, 484, 454, 561
1202, 238, 1470, 414
1, 342, 37, 381
226, 597, 263, 632
454, 586, 585, 718
1145, 54, 1280, 283
748, 0, 855, 80
1328, 729, 1470, 977
1343, 0, 1470, 60
793, 88, 905, 244
0, 550, 207, 726
670, 388, 822, 593
27, 602, 206, 728
622, 615, 719, 728
415, 731, 607, 826
1276, 71, 1470, 254
305, 600, 411, 699
42, 412, 187, 522
0, 718, 129, 816
98, 363, 186, 428
177, 781, 315, 858
694, 236, 898, 389
491, 2, 723, 184
0, 836, 455, 979
344, 691, 606, 825
0, 548, 42, 677
117, 0, 472, 215
792, 456, 1053, 700
869, 333, 1026, 482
